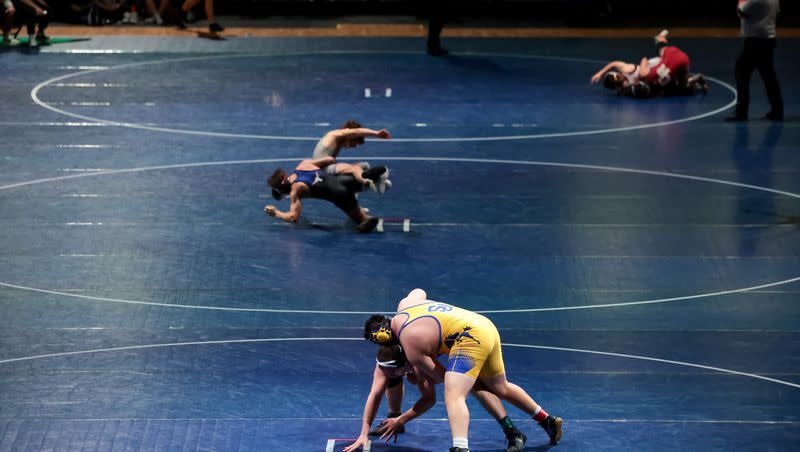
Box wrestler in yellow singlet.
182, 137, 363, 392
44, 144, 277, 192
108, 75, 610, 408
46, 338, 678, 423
396, 301, 505, 380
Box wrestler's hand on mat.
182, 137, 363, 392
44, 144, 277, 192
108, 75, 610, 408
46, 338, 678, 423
376, 129, 391, 139
378, 417, 403, 443
264, 205, 276, 216
342, 434, 369, 452
591, 73, 601, 84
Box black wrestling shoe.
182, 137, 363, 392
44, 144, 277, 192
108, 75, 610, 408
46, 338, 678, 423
355, 216, 379, 233
449, 448, 469, 452
690, 74, 709, 94
176, 10, 188, 29
428, 46, 448, 57
209, 22, 225, 33
363, 166, 389, 193
504, 426, 527, 452
539, 415, 563, 445
725, 114, 748, 122
362, 166, 387, 181
764, 111, 784, 121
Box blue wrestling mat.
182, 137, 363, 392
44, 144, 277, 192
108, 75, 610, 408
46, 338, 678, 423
1, 33, 799, 451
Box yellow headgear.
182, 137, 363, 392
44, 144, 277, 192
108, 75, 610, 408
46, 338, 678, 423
365, 314, 395, 344
371, 326, 393, 344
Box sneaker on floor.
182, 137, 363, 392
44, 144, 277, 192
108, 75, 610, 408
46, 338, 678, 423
764, 111, 784, 121
209, 22, 224, 33
539, 415, 563, 445
504, 427, 527, 452
427, 46, 448, 57
355, 216, 379, 233
725, 114, 748, 122
176, 10, 188, 29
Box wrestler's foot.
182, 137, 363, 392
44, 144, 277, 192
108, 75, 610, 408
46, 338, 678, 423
690, 74, 709, 94
449, 448, 469, 452
654, 29, 668, 44
539, 415, 563, 445
504, 426, 527, 452
355, 216, 379, 233
379, 179, 392, 194
363, 165, 387, 181
364, 166, 389, 193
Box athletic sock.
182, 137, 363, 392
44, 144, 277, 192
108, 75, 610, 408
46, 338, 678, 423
499, 416, 515, 431
453, 437, 468, 449
533, 407, 549, 423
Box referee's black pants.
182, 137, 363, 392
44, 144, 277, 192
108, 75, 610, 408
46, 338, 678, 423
734, 37, 784, 117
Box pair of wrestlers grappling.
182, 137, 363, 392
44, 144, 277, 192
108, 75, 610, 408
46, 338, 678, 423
264, 120, 392, 233
591, 30, 709, 99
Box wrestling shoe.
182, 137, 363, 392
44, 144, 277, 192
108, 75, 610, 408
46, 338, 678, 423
448, 448, 469, 452
209, 22, 225, 33
654, 29, 668, 44
376, 168, 391, 194
539, 415, 563, 445
355, 216, 379, 233
688, 74, 709, 94
363, 166, 389, 193
504, 426, 527, 452
35, 33, 50, 45
379, 179, 392, 194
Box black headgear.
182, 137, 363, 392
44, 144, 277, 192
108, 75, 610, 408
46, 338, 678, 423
271, 187, 283, 200
620, 81, 653, 99
603, 72, 621, 90
376, 344, 407, 368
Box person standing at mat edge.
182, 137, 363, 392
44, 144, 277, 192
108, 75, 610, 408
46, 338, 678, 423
727, 0, 784, 122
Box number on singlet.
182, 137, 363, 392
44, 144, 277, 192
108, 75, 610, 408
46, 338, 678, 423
657, 65, 671, 83
427, 304, 453, 313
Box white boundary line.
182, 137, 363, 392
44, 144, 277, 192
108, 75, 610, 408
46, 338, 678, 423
30, 51, 736, 142
1, 156, 798, 313
0, 337, 796, 390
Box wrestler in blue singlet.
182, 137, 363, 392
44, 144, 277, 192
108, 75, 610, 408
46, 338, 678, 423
292, 169, 321, 187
